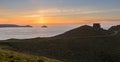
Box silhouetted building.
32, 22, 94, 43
93, 23, 101, 29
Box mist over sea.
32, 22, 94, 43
0, 24, 111, 40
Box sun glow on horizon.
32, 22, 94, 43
37, 17, 47, 25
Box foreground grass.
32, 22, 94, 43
0, 48, 62, 62
0, 32, 120, 62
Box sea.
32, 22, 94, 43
0, 24, 111, 40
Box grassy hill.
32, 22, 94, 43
0, 25, 120, 62
54, 25, 112, 38
0, 46, 62, 62
109, 25, 120, 31
0, 49, 61, 62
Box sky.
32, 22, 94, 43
0, 0, 120, 25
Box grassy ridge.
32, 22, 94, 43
0, 25, 120, 62
4, 35, 120, 62
0, 45, 62, 62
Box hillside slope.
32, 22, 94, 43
0, 44, 62, 62
0, 48, 62, 62
0, 25, 120, 62
55, 25, 112, 38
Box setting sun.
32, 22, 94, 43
37, 17, 46, 25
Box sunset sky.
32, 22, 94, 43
0, 0, 120, 25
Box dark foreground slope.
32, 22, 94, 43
0, 46, 61, 62
0, 49, 61, 62
0, 25, 120, 62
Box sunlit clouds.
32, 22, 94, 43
24, 8, 120, 17
0, 0, 120, 25
1, 7, 120, 25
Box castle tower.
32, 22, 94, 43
93, 23, 101, 29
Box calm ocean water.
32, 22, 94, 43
0, 25, 80, 40
0, 25, 110, 40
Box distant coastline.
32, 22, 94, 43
0, 24, 32, 28
41, 25, 48, 28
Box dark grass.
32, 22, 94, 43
0, 25, 120, 62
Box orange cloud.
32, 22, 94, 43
0, 7, 120, 26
